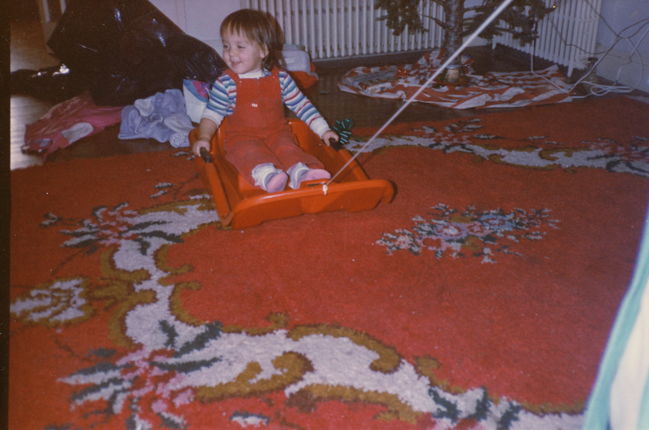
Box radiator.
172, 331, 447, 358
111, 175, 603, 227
247, 0, 602, 75
244, 0, 445, 60
492, 0, 602, 75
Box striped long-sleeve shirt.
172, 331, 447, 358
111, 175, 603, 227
202, 69, 330, 138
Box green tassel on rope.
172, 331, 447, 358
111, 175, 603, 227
332, 118, 354, 145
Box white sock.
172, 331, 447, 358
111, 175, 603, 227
287, 162, 310, 189
251, 163, 284, 191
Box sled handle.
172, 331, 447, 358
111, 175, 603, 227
329, 137, 343, 151
200, 147, 213, 163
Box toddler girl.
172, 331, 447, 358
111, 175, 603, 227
192, 9, 339, 192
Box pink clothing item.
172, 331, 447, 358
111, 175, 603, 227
23, 93, 123, 157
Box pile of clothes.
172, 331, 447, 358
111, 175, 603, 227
23, 87, 202, 157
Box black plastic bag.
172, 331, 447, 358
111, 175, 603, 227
47, 0, 225, 106
11, 64, 86, 102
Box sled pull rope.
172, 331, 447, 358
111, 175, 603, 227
323, 0, 515, 194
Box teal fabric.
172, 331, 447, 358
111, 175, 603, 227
583, 211, 649, 429
639, 377, 649, 428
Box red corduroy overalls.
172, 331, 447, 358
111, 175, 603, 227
221, 68, 324, 186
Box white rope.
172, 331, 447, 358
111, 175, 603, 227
324, 0, 516, 192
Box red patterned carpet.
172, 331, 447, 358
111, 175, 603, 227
10, 96, 649, 429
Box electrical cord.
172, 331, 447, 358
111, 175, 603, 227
527, 0, 649, 97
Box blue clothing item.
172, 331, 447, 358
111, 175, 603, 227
119, 89, 193, 147
584, 205, 649, 430
183, 79, 211, 123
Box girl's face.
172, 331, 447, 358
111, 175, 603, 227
221, 29, 268, 75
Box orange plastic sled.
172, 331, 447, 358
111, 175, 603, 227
191, 119, 395, 229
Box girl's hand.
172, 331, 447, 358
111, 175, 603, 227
322, 130, 339, 146
192, 139, 211, 157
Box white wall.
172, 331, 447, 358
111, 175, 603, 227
595, 0, 649, 92
150, 0, 243, 54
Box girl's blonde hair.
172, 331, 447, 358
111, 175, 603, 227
221, 9, 285, 70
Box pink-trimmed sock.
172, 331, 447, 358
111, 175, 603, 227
251, 163, 288, 192
287, 162, 331, 189
266, 171, 288, 193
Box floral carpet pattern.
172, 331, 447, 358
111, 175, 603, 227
10, 96, 649, 429
377, 204, 559, 263
348, 118, 649, 178
10, 175, 580, 430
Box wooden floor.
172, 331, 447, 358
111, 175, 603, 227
10, 13, 553, 171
